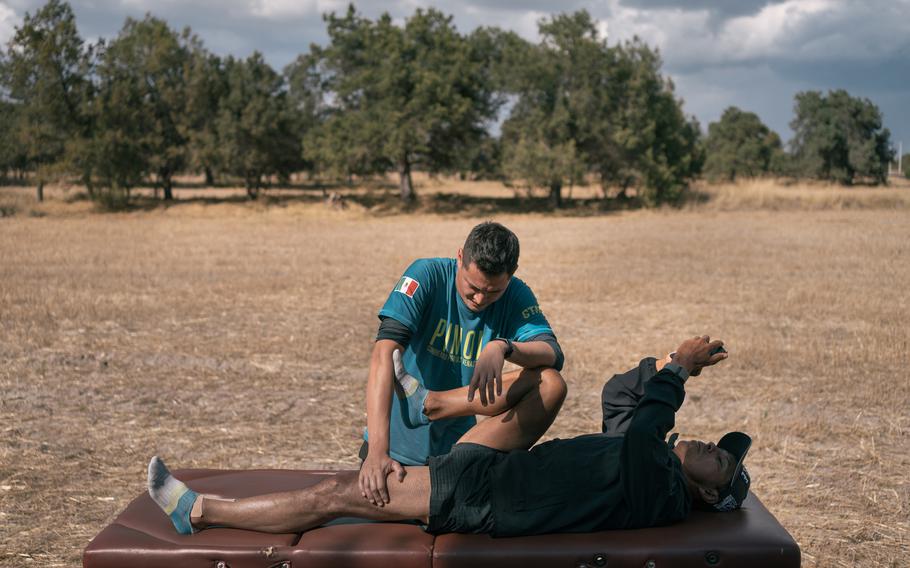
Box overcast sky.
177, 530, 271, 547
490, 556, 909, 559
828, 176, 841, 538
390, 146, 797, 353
2, 0, 908, 150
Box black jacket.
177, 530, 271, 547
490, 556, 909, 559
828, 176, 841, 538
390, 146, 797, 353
488, 358, 690, 537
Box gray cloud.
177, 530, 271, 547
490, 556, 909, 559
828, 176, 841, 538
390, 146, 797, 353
617, 0, 781, 19
0, 4, 17, 44
460, 0, 588, 12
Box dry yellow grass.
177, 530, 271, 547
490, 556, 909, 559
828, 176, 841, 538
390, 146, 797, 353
689, 176, 910, 211
1, 179, 908, 567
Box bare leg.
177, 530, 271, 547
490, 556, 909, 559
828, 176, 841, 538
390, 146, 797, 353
198, 468, 430, 534
424, 367, 566, 452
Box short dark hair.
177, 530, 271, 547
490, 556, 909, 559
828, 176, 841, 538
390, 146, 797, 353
462, 221, 520, 276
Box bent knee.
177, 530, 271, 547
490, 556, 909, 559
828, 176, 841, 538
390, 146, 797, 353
539, 368, 568, 402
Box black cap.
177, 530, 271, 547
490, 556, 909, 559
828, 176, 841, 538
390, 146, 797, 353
712, 431, 752, 512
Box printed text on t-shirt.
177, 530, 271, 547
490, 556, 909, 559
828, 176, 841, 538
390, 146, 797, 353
427, 318, 486, 367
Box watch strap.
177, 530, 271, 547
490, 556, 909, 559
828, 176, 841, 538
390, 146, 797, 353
663, 362, 689, 382
495, 337, 515, 359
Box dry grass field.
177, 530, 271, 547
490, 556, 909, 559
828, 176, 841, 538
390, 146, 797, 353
1, 178, 908, 567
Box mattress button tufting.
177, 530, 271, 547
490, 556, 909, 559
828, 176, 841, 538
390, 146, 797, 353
705, 551, 720, 565
593, 553, 607, 566
645, 561, 656, 568
215, 562, 227, 568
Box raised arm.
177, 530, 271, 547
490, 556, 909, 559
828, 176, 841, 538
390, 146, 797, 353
601, 357, 660, 435
620, 336, 727, 526
602, 338, 724, 434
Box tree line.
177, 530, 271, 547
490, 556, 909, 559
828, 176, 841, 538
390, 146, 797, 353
0, 1, 899, 209
704, 95, 895, 185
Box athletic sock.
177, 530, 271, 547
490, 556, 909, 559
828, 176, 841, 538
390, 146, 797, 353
393, 349, 430, 426
148, 456, 198, 535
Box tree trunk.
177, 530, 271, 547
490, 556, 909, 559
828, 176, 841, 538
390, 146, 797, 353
616, 177, 633, 200
83, 172, 95, 199
548, 182, 562, 208
204, 166, 214, 186
246, 176, 259, 200
398, 158, 415, 203
36, 181, 44, 203
162, 173, 174, 201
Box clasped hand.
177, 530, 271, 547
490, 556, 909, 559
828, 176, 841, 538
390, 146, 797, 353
672, 335, 728, 375
467, 341, 507, 405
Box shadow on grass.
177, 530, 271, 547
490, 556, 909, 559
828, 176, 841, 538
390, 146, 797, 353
128, 192, 328, 212
391, 192, 640, 217
66, 184, 697, 217
89, 191, 657, 216
172, 178, 400, 192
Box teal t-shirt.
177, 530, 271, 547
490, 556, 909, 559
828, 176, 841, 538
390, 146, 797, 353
372, 257, 555, 465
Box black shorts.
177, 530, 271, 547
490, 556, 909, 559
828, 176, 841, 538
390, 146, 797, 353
426, 443, 505, 534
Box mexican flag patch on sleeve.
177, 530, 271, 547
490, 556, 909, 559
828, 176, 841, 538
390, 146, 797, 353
394, 276, 420, 298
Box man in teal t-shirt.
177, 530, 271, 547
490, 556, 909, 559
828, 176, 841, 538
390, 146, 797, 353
358, 221, 567, 507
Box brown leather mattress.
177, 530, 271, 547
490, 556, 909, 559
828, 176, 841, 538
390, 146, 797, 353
83, 468, 800, 568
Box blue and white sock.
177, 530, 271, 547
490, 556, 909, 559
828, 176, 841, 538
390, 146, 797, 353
393, 349, 429, 426
148, 456, 198, 535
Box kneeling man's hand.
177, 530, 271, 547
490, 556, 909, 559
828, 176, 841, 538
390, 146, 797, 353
469, 342, 506, 405
672, 335, 727, 376
359, 452, 406, 507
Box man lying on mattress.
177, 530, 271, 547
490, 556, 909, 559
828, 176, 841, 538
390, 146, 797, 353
148, 335, 752, 537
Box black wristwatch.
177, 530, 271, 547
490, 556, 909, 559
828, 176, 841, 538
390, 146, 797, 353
494, 337, 515, 359
663, 361, 689, 382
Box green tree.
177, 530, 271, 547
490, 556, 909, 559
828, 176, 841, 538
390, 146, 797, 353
703, 106, 783, 182
87, 51, 146, 208
283, 52, 322, 179
1, 0, 92, 201
0, 100, 29, 182
184, 42, 226, 185
303, 6, 497, 201
499, 12, 602, 207
82, 121, 144, 208
789, 90, 892, 185
500, 13, 700, 207
593, 38, 701, 204
216, 52, 301, 199
95, 15, 191, 200
462, 131, 502, 180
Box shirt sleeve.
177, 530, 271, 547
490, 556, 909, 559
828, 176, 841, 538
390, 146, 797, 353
376, 316, 412, 346
601, 357, 659, 434
503, 280, 555, 343
619, 369, 687, 527
378, 260, 435, 334
524, 332, 565, 371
